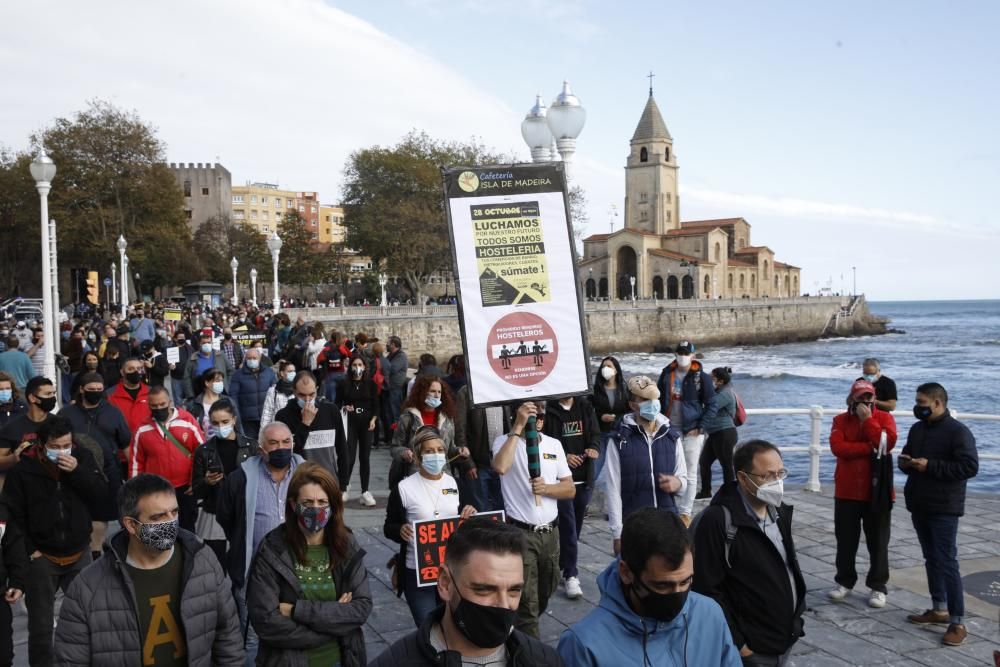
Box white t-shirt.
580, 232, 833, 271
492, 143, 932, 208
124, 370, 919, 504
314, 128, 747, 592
398, 471, 460, 570
491, 432, 571, 526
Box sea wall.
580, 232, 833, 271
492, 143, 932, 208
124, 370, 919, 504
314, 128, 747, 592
286, 296, 886, 361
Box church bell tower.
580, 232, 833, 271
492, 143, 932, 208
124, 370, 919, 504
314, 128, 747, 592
624, 85, 679, 235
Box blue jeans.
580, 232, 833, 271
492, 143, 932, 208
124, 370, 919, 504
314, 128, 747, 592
403, 567, 439, 627
457, 466, 504, 512
911, 512, 963, 620
323, 373, 344, 404
558, 484, 594, 579
170, 377, 187, 404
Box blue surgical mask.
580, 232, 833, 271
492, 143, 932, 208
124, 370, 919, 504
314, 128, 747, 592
45, 447, 63, 464
297, 398, 312, 409
421, 452, 447, 475
863, 373, 877, 382
639, 399, 660, 421
425, 396, 442, 410
201, 343, 213, 354
285, 371, 296, 383
0, 389, 11, 403
217, 423, 234, 439
246, 359, 260, 370
211, 381, 225, 394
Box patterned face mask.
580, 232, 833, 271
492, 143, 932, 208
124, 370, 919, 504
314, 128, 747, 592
295, 504, 331, 533
131, 517, 179, 551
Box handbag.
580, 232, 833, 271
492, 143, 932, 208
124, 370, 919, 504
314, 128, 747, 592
870, 429, 893, 512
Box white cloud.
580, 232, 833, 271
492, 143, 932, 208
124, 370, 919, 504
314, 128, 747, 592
0, 0, 523, 200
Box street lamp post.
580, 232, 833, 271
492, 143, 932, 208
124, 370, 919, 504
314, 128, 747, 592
629, 275, 636, 302
379, 273, 387, 308
117, 235, 128, 318
546, 81, 586, 179
250, 268, 258, 307
588, 267, 593, 299
852, 266, 857, 297
520, 95, 552, 162
230, 257, 239, 306
30, 147, 57, 385
111, 262, 117, 309
267, 232, 283, 312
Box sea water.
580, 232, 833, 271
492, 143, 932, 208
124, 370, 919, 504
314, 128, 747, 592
603, 300, 1000, 492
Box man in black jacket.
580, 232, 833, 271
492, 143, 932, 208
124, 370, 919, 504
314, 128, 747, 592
0, 499, 28, 666
692, 439, 806, 664
1, 414, 106, 667
274, 371, 346, 490
369, 518, 563, 667
898, 382, 978, 647
60, 372, 131, 559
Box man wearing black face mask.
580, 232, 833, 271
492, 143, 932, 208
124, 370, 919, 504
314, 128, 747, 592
560, 508, 740, 666
898, 383, 978, 647
370, 518, 562, 667
0, 376, 58, 475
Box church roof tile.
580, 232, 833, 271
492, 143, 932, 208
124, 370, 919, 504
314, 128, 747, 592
681, 217, 748, 229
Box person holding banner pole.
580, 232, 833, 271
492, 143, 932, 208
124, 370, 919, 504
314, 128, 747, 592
492, 400, 575, 639
384, 427, 476, 626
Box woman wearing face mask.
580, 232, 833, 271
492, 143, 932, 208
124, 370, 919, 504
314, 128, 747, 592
336, 355, 380, 507
697, 367, 740, 500
390, 376, 468, 488
184, 369, 230, 439
260, 360, 296, 428
591, 356, 630, 483
384, 427, 476, 625
0, 372, 27, 429
191, 399, 257, 572
247, 462, 372, 667
99, 347, 123, 388
605, 376, 687, 558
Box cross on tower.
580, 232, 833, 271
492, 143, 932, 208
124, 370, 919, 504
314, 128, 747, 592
647, 70, 655, 96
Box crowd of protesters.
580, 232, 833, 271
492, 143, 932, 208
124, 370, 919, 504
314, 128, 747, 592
0, 298, 979, 666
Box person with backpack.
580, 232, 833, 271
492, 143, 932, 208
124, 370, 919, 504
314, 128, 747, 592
692, 440, 806, 664
605, 375, 687, 558
697, 367, 742, 500
656, 340, 717, 526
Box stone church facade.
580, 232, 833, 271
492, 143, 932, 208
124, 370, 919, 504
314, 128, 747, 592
580, 93, 801, 300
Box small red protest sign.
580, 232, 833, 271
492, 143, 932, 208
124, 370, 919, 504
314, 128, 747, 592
413, 510, 505, 587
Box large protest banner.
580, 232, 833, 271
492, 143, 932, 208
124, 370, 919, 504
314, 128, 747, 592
413, 511, 505, 587
443, 163, 590, 407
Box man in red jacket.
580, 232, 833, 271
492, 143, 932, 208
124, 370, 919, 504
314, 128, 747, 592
828, 379, 897, 608
130, 386, 205, 531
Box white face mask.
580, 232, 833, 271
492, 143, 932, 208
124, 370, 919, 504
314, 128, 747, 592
675, 354, 692, 369
601, 366, 615, 381
747, 475, 784, 507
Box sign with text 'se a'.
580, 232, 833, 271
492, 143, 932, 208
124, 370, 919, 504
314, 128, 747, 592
413, 510, 505, 587
442, 163, 590, 408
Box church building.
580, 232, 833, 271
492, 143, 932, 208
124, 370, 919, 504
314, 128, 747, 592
580, 91, 801, 300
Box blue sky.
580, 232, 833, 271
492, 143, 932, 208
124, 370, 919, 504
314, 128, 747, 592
1, 1, 997, 299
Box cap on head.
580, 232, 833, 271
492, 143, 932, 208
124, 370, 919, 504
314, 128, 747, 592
850, 379, 876, 400
675, 341, 694, 355
627, 375, 660, 401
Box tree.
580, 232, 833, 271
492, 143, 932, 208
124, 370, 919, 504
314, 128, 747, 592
277, 210, 321, 291
567, 184, 590, 250
341, 131, 515, 303
0, 149, 42, 295
193, 215, 268, 284
32, 100, 198, 292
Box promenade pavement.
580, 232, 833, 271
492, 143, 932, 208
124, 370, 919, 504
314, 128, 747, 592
21, 445, 1000, 666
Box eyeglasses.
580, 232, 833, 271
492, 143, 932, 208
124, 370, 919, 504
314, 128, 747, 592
746, 469, 788, 483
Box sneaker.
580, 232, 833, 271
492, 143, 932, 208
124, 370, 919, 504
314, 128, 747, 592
868, 590, 887, 608
342, 490, 350, 503
827, 585, 852, 601
359, 491, 376, 507
907, 609, 950, 625
942, 623, 967, 646
695, 490, 712, 500
564, 577, 583, 599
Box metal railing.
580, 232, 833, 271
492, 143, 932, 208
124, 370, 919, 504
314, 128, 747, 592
750, 407, 1000, 493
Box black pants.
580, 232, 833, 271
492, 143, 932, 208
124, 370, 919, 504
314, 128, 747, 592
343, 418, 373, 492
0, 594, 11, 667
834, 498, 891, 593
176, 485, 198, 532
26, 551, 92, 667
699, 427, 738, 494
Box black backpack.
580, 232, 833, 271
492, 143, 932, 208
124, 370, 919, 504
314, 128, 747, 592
689, 505, 738, 568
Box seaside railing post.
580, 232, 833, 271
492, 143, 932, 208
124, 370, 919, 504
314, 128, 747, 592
806, 405, 824, 492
